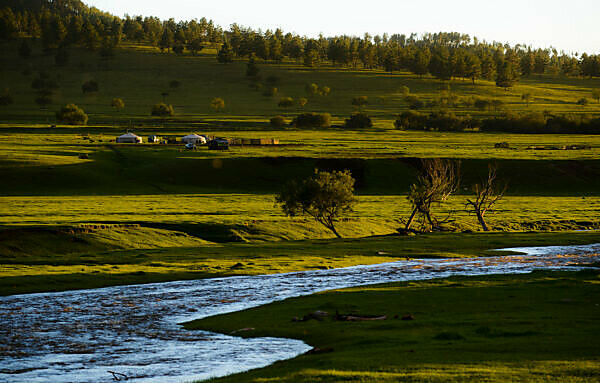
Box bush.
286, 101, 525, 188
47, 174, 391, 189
151, 102, 174, 117
305, 83, 319, 95
263, 87, 278, 97
474, 98, 491, 111
82, 80, 99, 94
169, 80, 182, 89
278, 97, 295, 108
270, 115, 287, 128
210, 97, 225, 111
31, 72, 58, 90
265, 75, 280, 86
345, 113, 373, 129
297, 97, 308, 108
0, 90, 13, 106
351, 96, 368, 107
111, 98, 125, 109
577, 98, 589, 106
405, 95, 425, 110
319, 86, 331, 96
56, 104, 88, 125
293, 113, 331, 128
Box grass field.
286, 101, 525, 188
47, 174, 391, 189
185, 270, 600, 382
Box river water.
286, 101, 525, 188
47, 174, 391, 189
1, 243, 599, 382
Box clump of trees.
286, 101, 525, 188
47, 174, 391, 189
56, 104, 88, 125
151, 102, 174, 116
276, 170, 356, 238
292, 113, 331, 128
345, 113, 372, 129
395, 111, 475, 132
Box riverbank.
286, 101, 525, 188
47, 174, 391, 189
186, 268, 600, 382
3, 231, 600, 296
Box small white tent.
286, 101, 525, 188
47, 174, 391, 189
181, 134, 207, 145
116, 133, 143, 143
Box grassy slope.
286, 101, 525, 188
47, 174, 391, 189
2, 231, 600, 295
185, 270, 600, 382
1, 40, 600, 125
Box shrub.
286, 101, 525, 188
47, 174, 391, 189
577, 97, 589, 106
0, 90, 13, 106
399, 85, 410, 97
405, 95, 425, 110
293, 113, 331, 128
151, 102, 174, 117
278, 97, 295, 108
305, 83, 319, 95
270, 115, 287, 128
265, 75, 280, 86
56, 104, 88, 125
345, 113, 373, 129
319, 86, 331, 96
82, 80, 99, 94
169, 80, 182, 89
31, 72, 58, 90
210, 97, 225, 111
474, 98, 491, 111
111, 98, 125, 109
297, 97, 308, 108
263, 87, 278, 97
351, 96, 368, 107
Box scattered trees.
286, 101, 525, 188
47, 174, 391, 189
404, 159, 460, 232
465, 165, 506, 231
276, 170, 356, 238
56, 104, 88, 125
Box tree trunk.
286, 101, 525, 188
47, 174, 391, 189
405, 207, 418, 230
476, 211, 489, 231
328, 224, 342, 238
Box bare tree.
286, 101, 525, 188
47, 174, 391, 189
465, 165, 506, 231
404, 159, 460, 232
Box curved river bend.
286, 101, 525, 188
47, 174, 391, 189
1, 243, 599, 382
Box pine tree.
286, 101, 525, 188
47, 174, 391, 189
217, 42, 234, 63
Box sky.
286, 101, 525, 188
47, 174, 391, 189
86, 0, 599, 54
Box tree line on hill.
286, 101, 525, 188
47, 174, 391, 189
1, 0, 600, 83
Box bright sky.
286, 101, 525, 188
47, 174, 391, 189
86, 0, 599, 54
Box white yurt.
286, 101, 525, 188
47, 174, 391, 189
116, 132, 143, 143
181, 134, 207, 145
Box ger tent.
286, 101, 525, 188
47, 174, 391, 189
181, 134, 207, 145
116, 133, 143, 143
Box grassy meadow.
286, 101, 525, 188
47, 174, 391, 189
186, 270, 600, 382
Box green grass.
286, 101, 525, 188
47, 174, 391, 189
184, 270, 600, 382
1, 40, 600, 126
2, 230, 600, 296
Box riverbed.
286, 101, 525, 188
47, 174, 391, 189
1, 243, 599, 382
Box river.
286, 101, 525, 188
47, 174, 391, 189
1, 243, 599, 382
